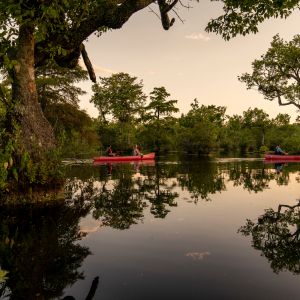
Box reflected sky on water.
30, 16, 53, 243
1, 157, 300, 299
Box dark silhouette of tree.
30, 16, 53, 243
239, 201, 300, 274
0, 194, 92, 299
177, 160, 226, 201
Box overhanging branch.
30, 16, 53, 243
158, 0, 178, 30
35, 0, 156, 75
277, 94, 300, 110
80, 44, 96, 83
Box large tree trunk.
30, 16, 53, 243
10, 24, 56, 154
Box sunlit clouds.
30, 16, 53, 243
185, 32, 210, 41
79, 59, 116, 75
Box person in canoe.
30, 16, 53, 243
274, 145, 287, 155
133, 144, 143, 157
105, 145, 116, 156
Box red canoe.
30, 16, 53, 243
264, 154, 300, 161
93, 152, 155, 162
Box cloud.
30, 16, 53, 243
79, 59, 116, 75
94, 65, 116, 75
185, 33, 210, 41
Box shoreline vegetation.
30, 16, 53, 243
1, 69, 299, 192
1, 1, 300, 191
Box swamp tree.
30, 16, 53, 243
0, 0, 184, 153
91, 73, 146, 123
1, 0, 298, 152
206, 0, 300, 40
0, 0, 187, 187
140, 86, 179, 151
239, 35, 300, 110
36, 62, 88, 111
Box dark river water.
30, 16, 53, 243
1, 156, 300, 299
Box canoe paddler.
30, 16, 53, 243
105, 145, 116, 156
133, 145, 143, 157
274, 145, 287, 155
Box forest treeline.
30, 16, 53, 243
92, 79, 300, 155
5, 67, 299, 157
2, 68, 299, 158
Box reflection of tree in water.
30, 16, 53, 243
227, 163, 275, 192
239, 201, 300, 274
225, 161, 291, 192
68, 161, 300, 231
68, 163, 179, 229
177, 161, 226, 201
141, 164, 178, 218
0, 193, 92, 299
93, 172, 147, 230
92, 163, 179, 227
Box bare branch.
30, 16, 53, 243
148, 6, 161, 20
179, 0, 192, 9
172, 8, 185, 24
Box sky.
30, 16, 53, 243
78, 1, 300, 121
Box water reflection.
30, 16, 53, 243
239, 200, 300, 274
1, 159, 300, 299
62, 276, 99, 300
0, 196, 92, 299
65, 160, 299, 229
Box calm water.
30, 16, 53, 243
1, 157, 300, 299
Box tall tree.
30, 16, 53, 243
0, 0, 183, 156
178, 104, 226, 153
141, 86, 179, 151
242, 108, 270, 146
239, 34, 300, 110
91, 72, 146, 123
36, 62, 88, 111
272, 113, 291, 126
146, 87, 179, 121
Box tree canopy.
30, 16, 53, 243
239, 34, 300, 110
146, 87, 179, 121
0, 0, 187, 78
206, 0, 300, 40
91, 72, 146, 123
36, 62, 88, 111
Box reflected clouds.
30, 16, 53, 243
185, 252, 211, 260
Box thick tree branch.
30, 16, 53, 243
35, 0, 157, 72
158, 0, 178, 30
277, 94, 300, 109
80, 44, 96, 83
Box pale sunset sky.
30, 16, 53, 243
79, 2, 300, 121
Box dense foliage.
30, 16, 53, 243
91, 73, 300, 155
0, 0, 299, 189
240, 34, 300, 110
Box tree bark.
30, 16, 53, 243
10, 24, 56, 153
